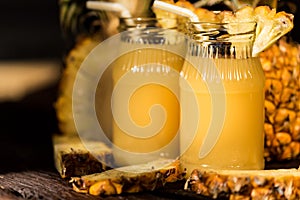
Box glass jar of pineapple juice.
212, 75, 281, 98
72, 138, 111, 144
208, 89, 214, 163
111, 18, 186, 167
179, 21, 265, 174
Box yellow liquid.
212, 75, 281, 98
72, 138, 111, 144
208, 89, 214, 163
180, 56, 265, 175
112, 47, 184, 166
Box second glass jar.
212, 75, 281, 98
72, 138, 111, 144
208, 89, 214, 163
179, 21, 265, 174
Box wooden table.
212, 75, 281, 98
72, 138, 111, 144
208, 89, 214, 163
0, 169, 171, 200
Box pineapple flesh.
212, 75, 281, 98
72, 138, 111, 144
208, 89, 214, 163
70, 159, 185, 196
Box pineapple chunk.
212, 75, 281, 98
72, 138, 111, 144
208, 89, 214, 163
52, 134, 114, 178
253, 6, 294, 56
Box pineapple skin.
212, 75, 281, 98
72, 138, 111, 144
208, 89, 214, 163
70, 159, 185, 196
260, 37, 300, 162
185, 168, 300, 200
55, 36, 101, 136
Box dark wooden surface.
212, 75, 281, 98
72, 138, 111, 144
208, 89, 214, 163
0, 157, 299, 200
0, 167, 211, 200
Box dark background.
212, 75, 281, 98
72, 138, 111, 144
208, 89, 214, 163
0, 0, 63, 171
0, 0, 63, 60
1, 0, 298, 61
0, 0, 299, 172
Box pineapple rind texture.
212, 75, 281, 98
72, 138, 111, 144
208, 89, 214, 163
185, 168, 300, 200
70, 159, 185, 196
260, 37, 300, 162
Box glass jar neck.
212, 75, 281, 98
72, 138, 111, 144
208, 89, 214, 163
118, 17, 177, 31
187, 22, 257, 59
118, 17, 181, 45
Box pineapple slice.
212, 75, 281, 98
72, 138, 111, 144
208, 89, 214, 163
185, 167, 300, 199
252, 6, 294, 56
219, 5, 294, 56
70, 159, 185, 196
53, 134, 114, 178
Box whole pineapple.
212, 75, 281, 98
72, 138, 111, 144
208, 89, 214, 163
260, 37, 300, 162
55, 36, 101, 135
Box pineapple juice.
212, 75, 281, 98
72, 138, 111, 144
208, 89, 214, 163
108, 17, 186, 167
180, 56, 265, 175
111, 45, 184, 167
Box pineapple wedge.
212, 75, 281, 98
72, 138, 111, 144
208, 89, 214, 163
219, 5, 294, 56
252, 6, 294, 56
53, 134, 114, 178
